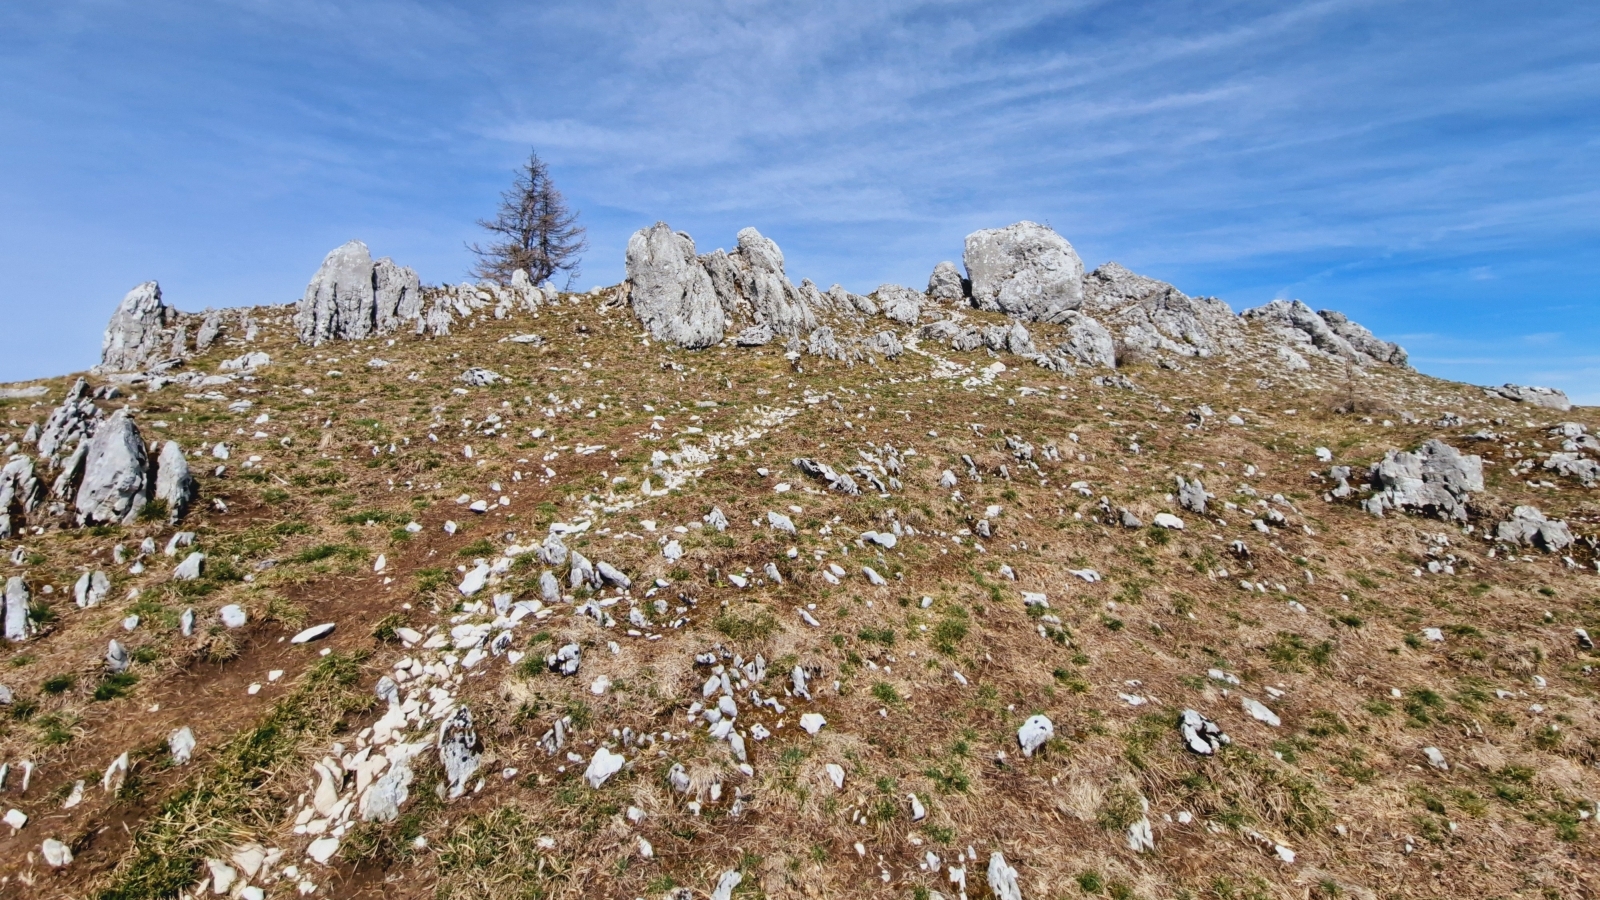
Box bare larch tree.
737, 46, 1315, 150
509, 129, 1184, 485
469, 150, 587, 286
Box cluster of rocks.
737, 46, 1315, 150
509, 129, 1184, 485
1, 379, 195, 538
97, 282, 258, 373
624, 220, 1414, 380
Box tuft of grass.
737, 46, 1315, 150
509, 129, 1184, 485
435, 803, 571, 900
714, 607, 777, 643
94, 672, 140, 702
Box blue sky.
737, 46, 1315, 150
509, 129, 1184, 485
2, 1, 1596, 402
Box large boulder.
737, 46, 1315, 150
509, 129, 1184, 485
100, 282, 180, 372
963, 222, 1084, 323
625, 223, 724, 349
296, 241, 423, 345
1056, 311, 1117, 368
75, 408, 151, 526
1485, 384, 1571, 412
927, 261, 967, 301
1362, 439, 1483, 521
152, 441, 197, 523
374, 257, 424, 334
297, 241, 376, 344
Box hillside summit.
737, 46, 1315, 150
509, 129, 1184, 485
0, 222, 1594, 900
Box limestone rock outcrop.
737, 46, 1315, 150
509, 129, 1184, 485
963, 221, 1084, 323
1362, 439, 1483, 521
874, 285, 924, 326
704, 228, 817, 336
36, 378, 102, 459
152, 441, 197, 523
1241, 300, 1407, 368
1495, 505, 1574, 552
1056, 311, 1117, 368
626, 224, 724, 349
296, 241, 423, 345
74, 408, 151, 526
1485, 384, 1570, 411
100, 282, 182, 372
1083, 263, 1242, 361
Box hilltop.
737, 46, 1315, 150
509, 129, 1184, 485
0, 221, 1594, 900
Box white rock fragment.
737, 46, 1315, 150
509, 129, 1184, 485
290, 623, 336, 644
710, 870, 744, 900
169, 726, 196, 765
799, 713, 826, 735
207, 858, 238, 894
825, 763, 845, 789
3, 809, 27, 832
1017, 714, 1054, 757
1241, 697, 1281, 727
987, 851, 1022, 900
306, 837, 340, 865
1423, 746, 1449, 770
1153, 513, 1185, 530
42, 838, 72, 867
219, 604, 247, 628
172, 551, 205, 580
584, 747, 625, 788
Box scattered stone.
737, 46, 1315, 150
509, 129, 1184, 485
74, 570, 110, 608
219, 604, 247, 629
4, 578, 30, 642
799, 713, 826, 735
584, 747, 625, 788
169, 726, 195, 765
1017, 715, 1054, 757
1152, 513, 1184, 530
172, 552, 204, 581
710, 870, 744, 900
1180, 709, 1229, 754
41, 837, 73, 867
1423, 746, 1448, 770
1241, 697, 1281, 727
290, 623, 336, 644
987, 851, 1022, 900
459, 367, 501, 387
106, 640, 130, 674
548, 643, 582, 676
307, 836, 340, 865
1176, 476, 1207, 514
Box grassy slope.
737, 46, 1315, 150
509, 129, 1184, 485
0, 289, 1595, 900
